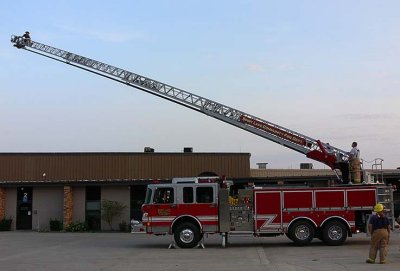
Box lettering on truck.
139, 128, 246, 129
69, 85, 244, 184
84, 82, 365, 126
240, 115, 307, 146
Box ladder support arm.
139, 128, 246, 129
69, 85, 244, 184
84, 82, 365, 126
10, 35, 349, 170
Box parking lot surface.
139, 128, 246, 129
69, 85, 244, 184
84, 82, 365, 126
0, 231, 399, 271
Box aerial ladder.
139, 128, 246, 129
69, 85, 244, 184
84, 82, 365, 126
11, 35, 352, 180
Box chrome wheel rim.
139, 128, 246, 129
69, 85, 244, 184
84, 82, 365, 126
328, 225, 343, 241
295, 225, 310, 240
180, 229, 194, 243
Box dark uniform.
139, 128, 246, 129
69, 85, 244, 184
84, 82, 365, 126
367, 211, 390, 264
22, 31, 31, 46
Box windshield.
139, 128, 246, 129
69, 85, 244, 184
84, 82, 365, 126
144, 188, 153, 204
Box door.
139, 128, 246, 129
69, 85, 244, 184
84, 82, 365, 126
150, 186, 176, 233
86, 186, 101, 231
16, 187, 33, 230
178, 184, 219, 233
130, 185, 147, 221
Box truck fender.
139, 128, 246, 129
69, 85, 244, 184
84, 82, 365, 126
171, 215, 202, 234
320, 216, 351, 231
287, 217, 317, 231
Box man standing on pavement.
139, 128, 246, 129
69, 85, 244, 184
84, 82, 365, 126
366, 203, 391, 264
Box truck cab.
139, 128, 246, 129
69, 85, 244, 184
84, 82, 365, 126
132, 182, 219, 248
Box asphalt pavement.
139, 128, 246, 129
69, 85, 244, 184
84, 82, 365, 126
0, 231, 399, 271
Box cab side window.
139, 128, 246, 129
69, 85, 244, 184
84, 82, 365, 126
154, 188, 174, 204
183, 187, 194, 203
196, 187, 213, 203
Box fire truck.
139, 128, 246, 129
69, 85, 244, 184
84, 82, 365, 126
10, 35, 396, 247
130, 178, 394, 248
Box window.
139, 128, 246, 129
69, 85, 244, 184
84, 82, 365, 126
183, 187, 194, 203
144, 188, 153, 204
86, 186, 101, 200
86, 201, 101, 210
196, 187, 213, 203
154, 187, 174, 204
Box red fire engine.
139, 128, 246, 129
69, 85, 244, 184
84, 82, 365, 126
130, 178, 394, 248
10, 35, 396, 248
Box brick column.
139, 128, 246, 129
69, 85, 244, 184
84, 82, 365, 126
0, 187, 5, 220
63, 186, 73, 229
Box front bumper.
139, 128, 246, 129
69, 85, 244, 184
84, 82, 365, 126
131, 219, 146, 233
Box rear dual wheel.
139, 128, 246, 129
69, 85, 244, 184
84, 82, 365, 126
289, 220, 315, 246
322, 220, 347, 246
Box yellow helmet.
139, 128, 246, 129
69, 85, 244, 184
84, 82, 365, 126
374, 203, 384, 212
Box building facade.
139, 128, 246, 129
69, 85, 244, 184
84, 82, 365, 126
0, 152, 250, 231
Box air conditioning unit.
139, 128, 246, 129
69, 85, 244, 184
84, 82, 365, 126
300, 163, 313, 169
256, 162, 268, 169
144, 147, 154, 153
172, 177, 198, 183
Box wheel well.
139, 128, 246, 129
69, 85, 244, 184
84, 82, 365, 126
288, 217, 317, 232
171, 216, 201, 233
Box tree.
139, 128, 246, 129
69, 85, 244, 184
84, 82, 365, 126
101, 200, 127, 230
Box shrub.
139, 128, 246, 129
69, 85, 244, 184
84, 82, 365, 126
0, 217, 12, 231
49, 218, 63, 231
65, 221, 88, 232
119, 220, 128, 232
101, 200, 127, 230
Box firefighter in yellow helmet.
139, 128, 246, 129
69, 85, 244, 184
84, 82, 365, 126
366, 203, 391, 264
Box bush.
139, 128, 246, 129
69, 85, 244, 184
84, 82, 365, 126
0, 217, 12, 231
119, 220, 128, 232
65, 221, 88, 232
101, 200, 127, 230
49, 218, 63, 231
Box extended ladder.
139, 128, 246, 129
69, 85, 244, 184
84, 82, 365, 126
11, 35, 349, 170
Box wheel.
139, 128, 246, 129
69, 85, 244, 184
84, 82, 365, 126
289, 220, 314, 246
174, 222, 201, 248
322, 220, 347, 246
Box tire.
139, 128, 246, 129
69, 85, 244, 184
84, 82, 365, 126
289, 220, 315, 246
322, 220, 347, 246
285, 232, 293, 241
174, 222, 201, 248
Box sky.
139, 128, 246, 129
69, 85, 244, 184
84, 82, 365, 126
1, 0, 399, 169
